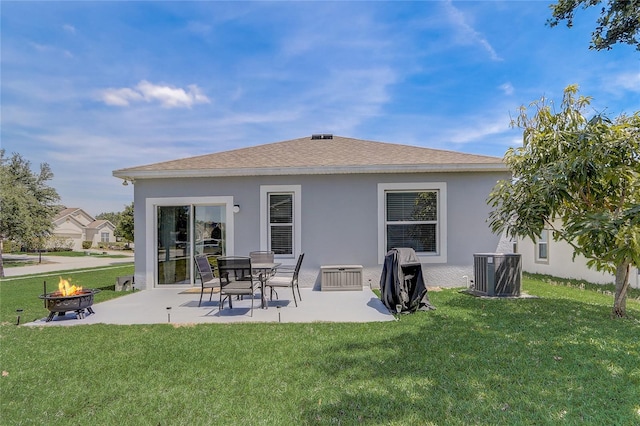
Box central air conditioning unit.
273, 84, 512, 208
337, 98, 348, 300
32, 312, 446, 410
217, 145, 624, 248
473, 253, 522, 297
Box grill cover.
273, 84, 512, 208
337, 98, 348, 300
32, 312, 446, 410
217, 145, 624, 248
379, 248, 435, 313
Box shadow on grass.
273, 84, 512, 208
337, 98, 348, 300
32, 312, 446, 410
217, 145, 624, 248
298, 293, 640, 424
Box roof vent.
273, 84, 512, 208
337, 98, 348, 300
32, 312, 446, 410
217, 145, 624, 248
311, 134, 333, 140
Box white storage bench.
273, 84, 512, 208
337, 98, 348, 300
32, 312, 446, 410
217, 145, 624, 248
320, 265, 363, 291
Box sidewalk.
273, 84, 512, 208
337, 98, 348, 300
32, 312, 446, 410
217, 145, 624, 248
2, 251, 134, 278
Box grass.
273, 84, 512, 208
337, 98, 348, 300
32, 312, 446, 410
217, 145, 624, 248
1, 270, 639, 425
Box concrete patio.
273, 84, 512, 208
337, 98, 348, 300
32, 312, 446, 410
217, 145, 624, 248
7, 252, 394, 326
25, 286, 395, 326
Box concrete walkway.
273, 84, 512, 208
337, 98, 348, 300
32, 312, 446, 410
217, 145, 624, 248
2, 251, 134, 277
5, 252, 394, 326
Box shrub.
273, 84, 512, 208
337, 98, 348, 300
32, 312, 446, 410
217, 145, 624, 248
82, 241, 93, 250
2, 240, 19, 253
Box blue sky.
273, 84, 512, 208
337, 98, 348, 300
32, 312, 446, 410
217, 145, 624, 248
2, 1, 638, 216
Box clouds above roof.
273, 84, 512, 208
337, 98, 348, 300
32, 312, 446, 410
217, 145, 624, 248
100, 80, 210, 108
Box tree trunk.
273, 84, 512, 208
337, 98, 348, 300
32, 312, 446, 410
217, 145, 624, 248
612, 260, 630, 318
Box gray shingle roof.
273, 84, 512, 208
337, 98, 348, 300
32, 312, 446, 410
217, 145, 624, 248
113, 135, 505, 179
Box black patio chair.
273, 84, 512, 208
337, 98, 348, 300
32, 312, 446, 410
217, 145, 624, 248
217, 256, 262, 316
265, 253, 304, 307
194, 255, 222, 307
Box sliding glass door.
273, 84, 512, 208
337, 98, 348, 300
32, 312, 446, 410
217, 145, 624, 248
194, 205, 226, 257
156, 204, 227, 285
157, 206, 191, 285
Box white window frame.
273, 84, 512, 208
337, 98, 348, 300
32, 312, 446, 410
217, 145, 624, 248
101, 232, 110, 243
145, 196, 235, 288
260, 185, 301, 265
377, 182, 447, 264
535, 229, 549, 263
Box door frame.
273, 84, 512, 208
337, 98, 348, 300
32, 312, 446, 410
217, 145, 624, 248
145, 196, 235, 288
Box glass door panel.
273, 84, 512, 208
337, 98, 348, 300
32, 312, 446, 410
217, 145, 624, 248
194, 205, 226, 257
157, 206, 191, 285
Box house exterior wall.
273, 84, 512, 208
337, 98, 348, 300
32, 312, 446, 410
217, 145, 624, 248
132, 170, 509, 290
86, 227, 116, 246
51, 210, 117, 251
519, 236, 640, 289
52, 220, 85, 251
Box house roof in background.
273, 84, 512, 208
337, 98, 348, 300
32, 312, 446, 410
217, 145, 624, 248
87, 220, 114, 230
53, 208, 115, 229
53, 207, 87, 222
113, 135, 506, 180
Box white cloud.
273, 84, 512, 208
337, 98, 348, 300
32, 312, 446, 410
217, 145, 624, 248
611, 72, 640, 93
63, 24, 76, 34
100, 81, 211, 108
442, 0, 501, 61
499, 82, 514, 96
101, 87, 144, 106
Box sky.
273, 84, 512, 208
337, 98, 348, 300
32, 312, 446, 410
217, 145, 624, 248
2, 1, 638, 217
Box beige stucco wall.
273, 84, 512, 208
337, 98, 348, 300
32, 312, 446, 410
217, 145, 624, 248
519, 235, 639, 289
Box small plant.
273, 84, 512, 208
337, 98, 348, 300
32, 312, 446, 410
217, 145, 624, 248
81, 241, 92, 250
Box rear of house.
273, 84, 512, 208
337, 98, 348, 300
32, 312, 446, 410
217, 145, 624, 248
113, 135, 510, 290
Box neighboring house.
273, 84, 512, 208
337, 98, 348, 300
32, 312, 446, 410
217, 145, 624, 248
52, 208, 117, 251
518, 232, 640, 289
113, 135, 510, 290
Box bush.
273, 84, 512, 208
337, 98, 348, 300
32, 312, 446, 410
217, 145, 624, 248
82, 241, 93, 250
97, 241, 130, 251
2, 240, 19, 253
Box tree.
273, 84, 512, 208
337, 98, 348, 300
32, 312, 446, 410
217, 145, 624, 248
95, 211, 121, 228
488, 85, 640, 318
0, 150, 61, 277
548, 0, 640, 51
116, 202, 134, 246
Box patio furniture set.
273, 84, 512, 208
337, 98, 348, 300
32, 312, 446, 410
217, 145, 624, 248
194, 251, 304, 316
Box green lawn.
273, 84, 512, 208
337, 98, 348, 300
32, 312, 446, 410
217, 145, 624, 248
1, 269, 639, 425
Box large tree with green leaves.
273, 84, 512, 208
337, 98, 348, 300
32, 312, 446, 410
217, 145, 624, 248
95, 211, 121, 228
116, 202, 134, 245
0, 150, 61, 277
488, 85, 640, 318
548, 0, 640, 51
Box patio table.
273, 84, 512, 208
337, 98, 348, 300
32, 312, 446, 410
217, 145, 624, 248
252, 262, 281, 309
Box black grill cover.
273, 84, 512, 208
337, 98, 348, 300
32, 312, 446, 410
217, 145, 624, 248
379, 248, 435, 313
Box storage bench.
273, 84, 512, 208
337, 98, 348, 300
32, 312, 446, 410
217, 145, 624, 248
320, 265, 363, 291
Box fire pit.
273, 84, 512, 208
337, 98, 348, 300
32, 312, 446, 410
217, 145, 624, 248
39, 279, 100, 322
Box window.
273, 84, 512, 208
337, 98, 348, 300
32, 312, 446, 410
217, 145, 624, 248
268, 193, 293, 254
536, 230, 549, 263
386, 191, 438, 253
101, 232, 110, 242
260, 185, 301, 262
378, 183, 447, 264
